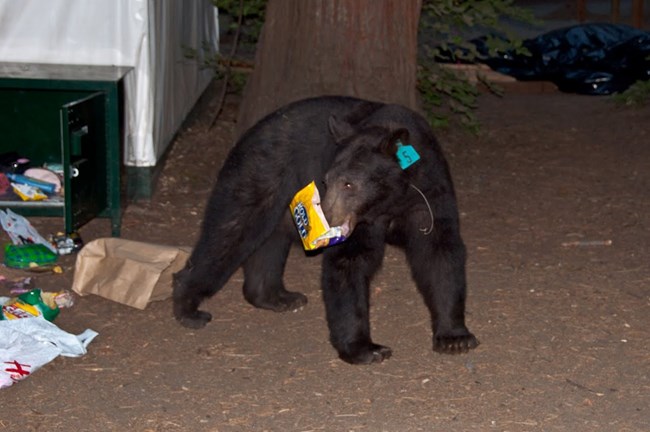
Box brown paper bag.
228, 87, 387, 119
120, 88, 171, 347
72, 238, 190, 310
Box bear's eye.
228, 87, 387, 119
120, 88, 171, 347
344, 182, 352, 189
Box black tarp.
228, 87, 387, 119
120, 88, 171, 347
474, 23, 650, 95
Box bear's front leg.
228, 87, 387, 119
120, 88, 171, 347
321, 224, 390, 364
405, 217, 479, 354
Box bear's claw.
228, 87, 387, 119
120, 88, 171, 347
433, 333, 479, 354
339, 343, 393, 365
248, 290, 308, 312
177, 310, 212, 329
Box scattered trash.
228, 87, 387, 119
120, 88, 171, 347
0, 209, 57, 254
49, 290, 74, 308
43, 163, 64, 176
1, 289, 62, 321
4, 243, 58, 269
5, 287, 74, 307
289, 181, 349, 251
49, 231, 84, 255
2, 276, 34, 292
23, 168, 62, 194
0, 153, 64, 202
10, 182, 48, 201
72, 238, 190, 309
0, 173, 10, 195
24, 264, 64, 274
0, 316, 97, 389
0, 155, 97, 390
6, 172, 58, 195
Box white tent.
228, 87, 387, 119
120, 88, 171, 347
0, 0, 219, 169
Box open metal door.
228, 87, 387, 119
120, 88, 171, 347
60, 92, 107, 234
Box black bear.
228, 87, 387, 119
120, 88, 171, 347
173, 96, 478, 364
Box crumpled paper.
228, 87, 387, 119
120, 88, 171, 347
0, 317, 97, 389
72, 238, 190, 310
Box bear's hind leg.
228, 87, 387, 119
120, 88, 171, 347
173, 260, 227, 329
242, 221, 308, 312
174, 220, 262, 328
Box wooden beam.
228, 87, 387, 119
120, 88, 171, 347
577, 0, 587, 22
631, 0, 644, 28
611, 0, 620, 23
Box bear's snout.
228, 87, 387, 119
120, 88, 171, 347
322, 191, 356, 235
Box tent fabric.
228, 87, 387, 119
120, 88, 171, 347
0, 0, 218, 167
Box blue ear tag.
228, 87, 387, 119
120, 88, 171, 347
395, 141, 420, 170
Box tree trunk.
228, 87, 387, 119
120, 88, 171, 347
235, 0, 422, 138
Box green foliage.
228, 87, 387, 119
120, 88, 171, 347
227, 69, 250, 94
418, 0, 536, 131
416, 63, 481, 132
183, 42, 226, 81
184, 1, 265, 96
611, 53, 650, 108
611, 79, 650, 106
213, 0, 266, 43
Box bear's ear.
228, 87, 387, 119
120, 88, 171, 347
381, 128, 410, 156
328, 115, 356, 143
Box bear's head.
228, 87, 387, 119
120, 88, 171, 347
322, 115, 411, 235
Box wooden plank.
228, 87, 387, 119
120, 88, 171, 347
577, 0, 587, 22
611, 0, 620, 22
631, 0, 644, 28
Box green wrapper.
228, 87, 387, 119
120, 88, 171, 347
1, 289, 60, 321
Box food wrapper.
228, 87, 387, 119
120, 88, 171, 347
1, 289, 60, 321
289, 181, 348, 251
4, 243, 58, 269
10, 182, 48, 201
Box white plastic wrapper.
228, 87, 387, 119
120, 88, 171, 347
0, 317, 98, 389
0, 209, 57, 254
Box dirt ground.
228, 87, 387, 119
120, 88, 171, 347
0, 84, 648, 431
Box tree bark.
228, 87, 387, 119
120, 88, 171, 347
235, 0, 422, 138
